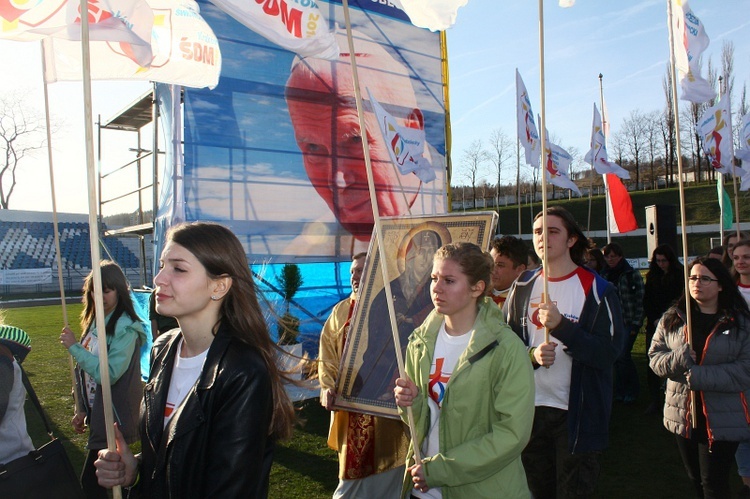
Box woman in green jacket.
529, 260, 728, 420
394, 242, 535, 499
60, 260, 146, 499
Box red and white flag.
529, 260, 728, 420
698, 97, 742, 176
516, 69, 540, 168
670, 0, 714, 103
208, 0, 337, 59
367, 88, 435, 183
584, 103, 630, 179
44, 0, 220, 89
1, 0, 154, 67
606, 174, 637, 233
390, 0, 469, 31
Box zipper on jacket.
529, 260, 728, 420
692, 316, 731, 450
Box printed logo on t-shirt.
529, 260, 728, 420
164, 402, 175, 419
428, 358, 451, 407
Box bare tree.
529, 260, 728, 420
617, 110, 649, 188
644, 110, 663, 188
0, 94, 46, 209
488, 128, 513, 207
461, 140, 489, 209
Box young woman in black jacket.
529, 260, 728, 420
642, 244, 683, 414
95, 222, 296, 497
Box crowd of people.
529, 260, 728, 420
4, 215, 750, 498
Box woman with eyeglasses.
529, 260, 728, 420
648, 257, 750, 499
642, 245, 684, 415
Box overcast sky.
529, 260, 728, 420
1, 0, 747, 214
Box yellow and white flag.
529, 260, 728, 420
367, 88, 435, 183
698, 97, 740, 176
670, 0, 714, 103
584, 103, 630, 179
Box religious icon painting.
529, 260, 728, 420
335, 211, 498, 418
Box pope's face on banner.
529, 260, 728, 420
286, 50, 425, 240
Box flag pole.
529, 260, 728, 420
39, 42, 80, 411
537, 0, 550, 343
720, 79, 742, 239
341, 0, 421, 464
77, 2, 122, 496
517, 139, 522, 237
599, 75, 612, 244
667, 0, 696, 429
514, 68, 522, 237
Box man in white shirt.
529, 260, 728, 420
504, 206, 625, 499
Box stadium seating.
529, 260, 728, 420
0, 220, 140, 270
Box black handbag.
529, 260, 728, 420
0, 362, 84, 499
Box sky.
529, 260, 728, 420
0, 0, 748, 214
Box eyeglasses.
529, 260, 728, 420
689, 275, 719, 284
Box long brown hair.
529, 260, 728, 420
80, 260, 139, 337
166, 222, 295, 440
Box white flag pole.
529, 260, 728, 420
341, 0, 421, 464
667, 0, 695, 429
77, 2, 122, 496
599, 75, 612, 244
537, 0, 551, 343
39, 41, 80, 411
720, 79, 742, 238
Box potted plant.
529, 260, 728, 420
277, 263, 303, 345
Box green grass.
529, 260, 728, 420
4, 305, 745, 498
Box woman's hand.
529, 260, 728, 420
60, 327, 77, 350
94, 423, 139, 489
394, 377, 418, 407
71, 412, 87, 434
409, 462, 429, 494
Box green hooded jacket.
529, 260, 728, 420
399, 297, 534, 499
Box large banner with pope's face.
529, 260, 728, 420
180, 0, 447, 263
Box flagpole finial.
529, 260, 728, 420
599, 73, 603, 79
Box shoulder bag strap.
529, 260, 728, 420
16, 361, 55, 438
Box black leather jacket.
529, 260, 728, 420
136, 324, 275, 498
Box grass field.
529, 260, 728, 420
4, 304, 745, 498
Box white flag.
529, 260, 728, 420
516, 69, 540, 168
737, 113, 750, 162
390, 0, 469, 31
584, 103, 630, 179
208, 0, 337, 59
367, 88, 435, 183
670, 0, 714, 103
543, 135, 580, 195
698, 97, 741, 176
44, 0, 221, 89
1, 0, 154, 67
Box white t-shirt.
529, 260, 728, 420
164, 339, 208, 428
414, 321, 472, 499
526, 267, 593, 410
739, 282, 750, 307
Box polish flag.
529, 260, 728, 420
606, 174, 637, 233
